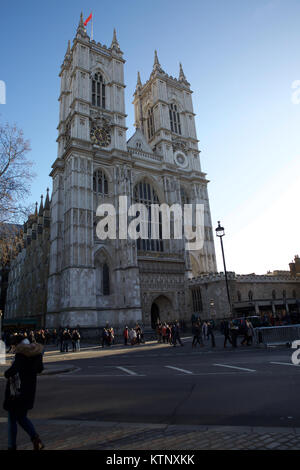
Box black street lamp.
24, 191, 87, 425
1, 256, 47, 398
215, 221, 232, 317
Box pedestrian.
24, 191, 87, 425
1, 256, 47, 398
221, 319, 232, 348
123, 326, 129, 346
101, 328, 109, 348
52, 329, 58, 345
172, 322, 184, 347
58, 328, 64, 352
62, 329, 71, 353
192, 321, 204, 348
108, 327, 114, 346
3, 334, 44, 450
202, 321, 208, 340
162, 323, 168, 344
241, 320, 254, 346
72, 329, 80, 352
230, 320, 239, 348
135, 324, 141, 344
156, 323, 162, 343
207, 321, 216, 347
129, 328, 137, 345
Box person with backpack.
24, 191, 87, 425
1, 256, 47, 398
3, 334, 44, 450
62, 329, 71, 353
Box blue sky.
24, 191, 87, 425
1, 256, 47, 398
1, 0, 300, 274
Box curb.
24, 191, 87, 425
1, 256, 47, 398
40, 365, 77, 376
0, 365, 77, 378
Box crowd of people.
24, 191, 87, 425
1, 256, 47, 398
3, 328, 82, 353
1, 318, 257, 352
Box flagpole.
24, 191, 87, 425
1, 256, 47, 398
91, 12, 93, 41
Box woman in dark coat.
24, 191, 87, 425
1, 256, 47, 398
3, 334, 44, 450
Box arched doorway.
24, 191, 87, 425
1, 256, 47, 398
151, 303, 160, 329
150, 295, 173, 329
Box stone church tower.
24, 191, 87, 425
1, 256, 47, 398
46, 14, 217, 331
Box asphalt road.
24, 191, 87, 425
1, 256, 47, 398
1, 337, 300, 428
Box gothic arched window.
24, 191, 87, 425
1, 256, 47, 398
93, 169, 108, 195
180, 186, 190, 205
133, 180, 163, 252
282, 290, 286, 299
102, 263, 110, 295
147, 108, 155, 140
92, 72, 106, 108
169, 103, 181, 135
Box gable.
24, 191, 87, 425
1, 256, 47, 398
127, 128, 153, 154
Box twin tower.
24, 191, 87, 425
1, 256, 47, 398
46, 14, 217, 331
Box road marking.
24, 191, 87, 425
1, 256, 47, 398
270, 362, 300, 367
165, 366, 194, 375
58, 374, 138, 378
116, 366, 140, 376
213, 364, 256, 372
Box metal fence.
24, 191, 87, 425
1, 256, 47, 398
254, 324, 300, 346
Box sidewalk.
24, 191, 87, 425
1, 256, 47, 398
0, 418, 299, 450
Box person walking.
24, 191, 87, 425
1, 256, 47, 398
202, 321, 208, 341
123, 326, 129, 346
230, 320, 239, 348
221, 319, 232, 348
192, 321, 204, 348
207, 321, 216, 347
172, 322, 184, 347
241, 319, 254, 346
101, 328, 109, 348
3, 334, 44, 450
58, 328, 64, 352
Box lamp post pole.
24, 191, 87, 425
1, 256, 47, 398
215, 221, 232, 317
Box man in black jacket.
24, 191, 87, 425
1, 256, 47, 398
3, 334, 44, 450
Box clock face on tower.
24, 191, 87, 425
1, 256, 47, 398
90, 126, 111, 147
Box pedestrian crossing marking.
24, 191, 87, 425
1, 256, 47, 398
270, 362, 300, 367
165, 366, 194, 375
213, 364, 256, 372
116, 366, 141, 376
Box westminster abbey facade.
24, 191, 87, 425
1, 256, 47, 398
5, 14, 217, 330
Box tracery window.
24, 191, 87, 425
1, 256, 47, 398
180, 186, 190, 205
192, 288, 203, 313
133, 180, 163, 252
147, 108, 155, 140
169, 103, 181, 135
92, 72, 106, 108
93, 169, 108, 195
102, 263, 110, 295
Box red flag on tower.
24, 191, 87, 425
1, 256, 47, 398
84, 12, 92, 26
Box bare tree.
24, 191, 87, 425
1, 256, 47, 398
0, 120, 35, 266
0, 120, 35, 224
